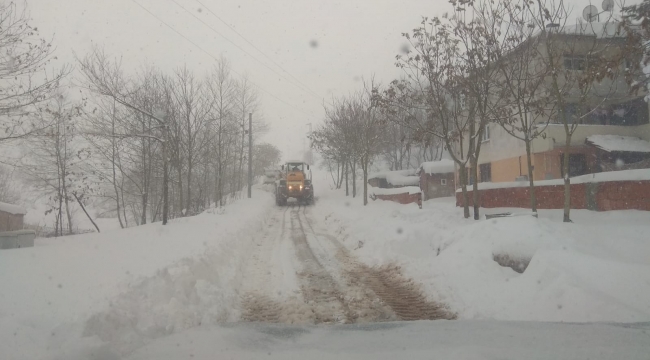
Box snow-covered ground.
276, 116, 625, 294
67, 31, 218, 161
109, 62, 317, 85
0, 191, 276, 360
312, 188, 650, 322
1, 174, 649, 359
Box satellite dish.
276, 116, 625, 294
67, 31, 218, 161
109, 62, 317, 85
602, 0, 614, 12
583, 5, 599, 22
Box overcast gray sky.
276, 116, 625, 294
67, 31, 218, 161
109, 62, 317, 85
28, 0, 619, 161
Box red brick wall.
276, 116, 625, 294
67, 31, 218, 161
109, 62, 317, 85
375, 192, 421, 205
597, 181, 650, 211
456, 180, 650, 211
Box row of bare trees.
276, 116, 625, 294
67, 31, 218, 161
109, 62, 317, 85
0, 2, 282, 233
311, 83, 444, 203
71, 49, 277, 228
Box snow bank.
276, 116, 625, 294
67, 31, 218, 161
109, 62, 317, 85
0, 190, 276, 359
369, 185, 421, 196
0, 201, 26, 215
368, 168, 416, 180
313, 187, 650, 323
457, 168, 650, 191
586, 134, 650, 153
420, 159, 455, 174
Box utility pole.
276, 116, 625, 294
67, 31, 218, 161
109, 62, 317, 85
307, 123, 313, 164
248, 112, 253, 198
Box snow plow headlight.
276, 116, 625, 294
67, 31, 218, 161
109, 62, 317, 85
288, 185, 293, 190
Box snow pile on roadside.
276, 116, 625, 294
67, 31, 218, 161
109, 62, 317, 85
0, 191, 275, 359
312, 190, 650, 322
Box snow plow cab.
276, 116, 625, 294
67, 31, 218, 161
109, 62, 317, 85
275, 161, 314, 205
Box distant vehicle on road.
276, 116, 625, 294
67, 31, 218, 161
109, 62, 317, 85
275, 161, 314, 205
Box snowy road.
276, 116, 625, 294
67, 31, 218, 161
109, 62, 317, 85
238, 203, 454, 325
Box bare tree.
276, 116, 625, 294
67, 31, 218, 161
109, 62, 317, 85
207, 57, 236, 207
530, 0, 623, 222
492, 1, 559, 213
0, 165, 20, 203
0, 2, 69, 142
21, 95, 86, 236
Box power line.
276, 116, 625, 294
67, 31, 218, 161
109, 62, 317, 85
168, 0, 322, 102
129, 0, 311, 116
193, 0, 323, 100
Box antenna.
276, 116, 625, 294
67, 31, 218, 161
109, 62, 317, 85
582, 1, 615, 22
602, 0, 614, 12
583, 5, 599, 22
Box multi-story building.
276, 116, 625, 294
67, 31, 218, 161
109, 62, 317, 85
460, 22, 650, 184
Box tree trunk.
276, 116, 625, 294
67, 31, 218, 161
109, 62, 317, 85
525, 139, 538, 213
141, 134, 148, 225
64, 187, 73, 234
58, 196, 63, 237
351, 160, 357, 198
186, 155, 192, 214
162, 137, 169, 225
362, 157, 369, 206
562, 133, 572, 223
345, 160, 349, 196
74, 193, 100, 233
471, 158, 480, 220
111, 99, 124, 229
458, 166, 470, 219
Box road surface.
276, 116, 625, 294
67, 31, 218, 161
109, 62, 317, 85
238, 203, 454, 324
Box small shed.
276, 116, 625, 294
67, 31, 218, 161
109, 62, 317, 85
0, 201, 26, 232
418, 160, 456, 200
585, 135, 650, 172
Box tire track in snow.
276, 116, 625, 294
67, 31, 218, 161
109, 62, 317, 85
240, 203, 454, 325
239, 206, 314, 324
290, 206, 354, 324
301, 207, 456, 322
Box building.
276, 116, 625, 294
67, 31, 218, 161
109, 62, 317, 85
0, 201, 26, 232
418, 160, 456, 200
457, 22, 650, 184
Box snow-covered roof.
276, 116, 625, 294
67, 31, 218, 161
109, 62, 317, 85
419, 160, 455, 175
386, 173, 420, 186
368, 168, 419, 186
586, 135, 650, 153
369, 185, 421, 196
0, 201, 26, 215
369, 168, 417, 180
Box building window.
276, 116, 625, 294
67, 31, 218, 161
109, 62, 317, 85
479, 163, 492, 183
482, 125, 490, 142
441, 178, 447, 186
564, 55, 587, 70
